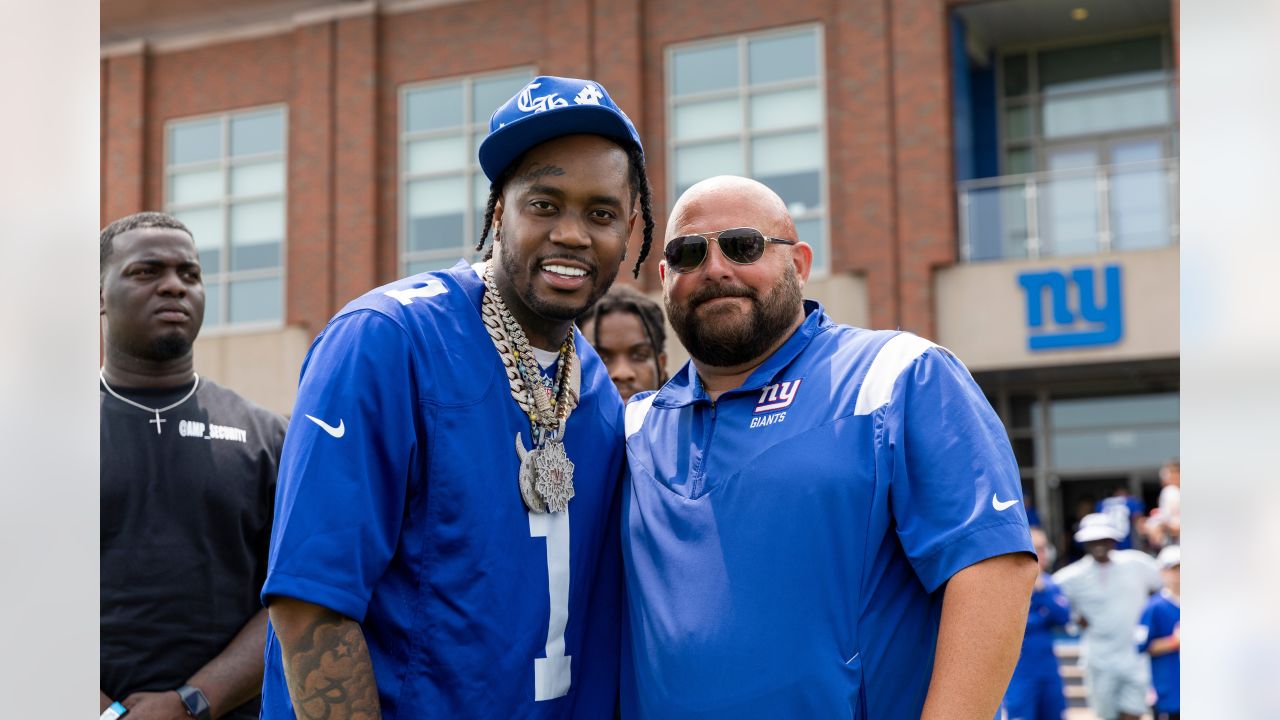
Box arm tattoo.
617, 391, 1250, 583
522, 163, 565, 181
283, 614, 382, 720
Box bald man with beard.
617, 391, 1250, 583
619, 177, 1037, 720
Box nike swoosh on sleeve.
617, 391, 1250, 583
992, 494, 1019, 512
305, 414, 345, 438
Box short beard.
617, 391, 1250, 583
148, 333, 193, 362
667, 265, 803, 368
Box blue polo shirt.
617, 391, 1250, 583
621, 301, 1033, 719
261, 261, 625, 719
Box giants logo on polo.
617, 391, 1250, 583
517, 82, 569, 114
750, 379, 801, 429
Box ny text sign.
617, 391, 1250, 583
1017, 265, 1123, 350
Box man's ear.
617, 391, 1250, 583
100, 284, 106, 316
658, 260, 667, 283
493, 197, 506, 239
791, 242, 814, 288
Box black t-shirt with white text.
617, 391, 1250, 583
100, 377, 285, 718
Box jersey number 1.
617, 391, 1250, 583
529, 510, 571, 700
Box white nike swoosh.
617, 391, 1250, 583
992, 494, 1020, 512
305, 414, 345, 438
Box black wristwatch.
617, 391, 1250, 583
175, 685, 212, 720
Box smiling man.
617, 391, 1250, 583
99, 212, 286, 720
261, 76, 654, 719
621, 176, 1037, 720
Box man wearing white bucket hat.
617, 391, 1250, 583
1052, 513, 1162, 720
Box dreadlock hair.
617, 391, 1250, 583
476, 142, 655, 278
100, 211, 193, 279
577, 283, 668, 385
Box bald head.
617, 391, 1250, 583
667, 175, 797, 241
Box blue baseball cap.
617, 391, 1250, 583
478, 75, 643, 183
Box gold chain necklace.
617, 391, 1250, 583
480, 263, 579, 513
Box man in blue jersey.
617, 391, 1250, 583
1003, 527, 1071, 720
1137, 546, 1180, 720
621, 176, 1037, 719
260, 76, 655, 719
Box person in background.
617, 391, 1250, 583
1097, 485, 1146, 551
1137, 545, 1181, 720
100, 212, 286, 720
578, 284, 668, 402
1053, 514, 1162, 720
1144, 459, 1181, 550
1003, 527, 1071, 720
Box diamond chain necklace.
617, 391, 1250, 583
99, 368, 200, 435
480, 263, 579, 513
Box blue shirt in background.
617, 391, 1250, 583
1138, 589, 1181, 712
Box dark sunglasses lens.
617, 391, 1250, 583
666, 236, 708, 272
718, 228, 767, 264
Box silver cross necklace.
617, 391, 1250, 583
99, 368, 200, 435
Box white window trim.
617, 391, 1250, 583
163, 102, 288, 331
665, 23, 830, 277
397, 67, 536, 277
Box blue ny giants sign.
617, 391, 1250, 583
1016, 265, 1124, 351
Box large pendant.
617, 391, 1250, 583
533, 438, 575, 513
515, 433, 547, 513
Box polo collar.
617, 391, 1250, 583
655, 299, 831, 408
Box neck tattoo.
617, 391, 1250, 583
480, 263, 580, 513
99, 368, 200, 435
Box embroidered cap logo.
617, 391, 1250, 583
516, 81, 569, 114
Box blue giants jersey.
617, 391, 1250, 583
261, 261, 626, 719
621, 302, 1033, 719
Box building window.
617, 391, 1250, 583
165, 106, 287, 328
667, 26, 828, 272
959, 33, 1178, 261
400, 69, 534, 275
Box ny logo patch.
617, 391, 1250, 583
755, 379, 802, 413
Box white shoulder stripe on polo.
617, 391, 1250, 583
853, 333, 937, 416
470, 261, 486, 280
625, 393, 658, 438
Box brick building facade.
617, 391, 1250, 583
102, 0, 1179, 548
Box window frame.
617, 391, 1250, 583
995, 30, 1177, 176
665, 23, 830, 276
163, 103, 289, 334
397, 67, 536, 277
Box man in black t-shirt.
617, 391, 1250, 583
100, 212, 285, 720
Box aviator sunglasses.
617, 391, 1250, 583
663, 227, 798, 274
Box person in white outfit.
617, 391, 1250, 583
1053, 513, 1162, 720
